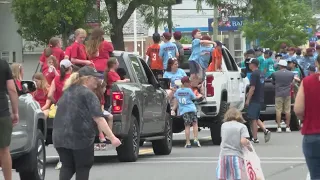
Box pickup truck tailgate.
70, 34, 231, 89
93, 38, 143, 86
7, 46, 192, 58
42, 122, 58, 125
264, 79, 275, 106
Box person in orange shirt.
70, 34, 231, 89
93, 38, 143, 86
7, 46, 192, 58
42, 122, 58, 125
146, 33, 163, 78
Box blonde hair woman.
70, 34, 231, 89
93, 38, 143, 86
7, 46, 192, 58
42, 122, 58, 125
70, 28, 92, 68
11, 63, 23, 92
86, 27, 114, 73
53, 66, 121, 179
32, 73, 51, 117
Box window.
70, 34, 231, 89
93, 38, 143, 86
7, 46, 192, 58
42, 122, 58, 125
129, 55, 148, 84
114, 55, 130, 80
139, 58, 158, 85
224, 49, 239, 71
222, 49, 233, 71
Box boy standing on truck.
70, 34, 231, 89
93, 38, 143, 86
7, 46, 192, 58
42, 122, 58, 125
146, 33, 163, 78
159, 32, 179, 70
172, 76, 201, 148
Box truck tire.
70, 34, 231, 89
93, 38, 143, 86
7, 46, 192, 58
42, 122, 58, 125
210, 101, 228, 145
172, 116, 185, 133
116, 115, 140, 162
290, 112, 301, 131
152, 112, 173, 155
19, 130, 46, 180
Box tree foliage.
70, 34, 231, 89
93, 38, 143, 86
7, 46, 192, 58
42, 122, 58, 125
241, 0, 315, 50
12, 0, 94, 46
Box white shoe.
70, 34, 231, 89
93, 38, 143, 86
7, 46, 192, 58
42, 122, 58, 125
286, 127, 291, 133
277, 127, 282, 133
55, 161, 62, 170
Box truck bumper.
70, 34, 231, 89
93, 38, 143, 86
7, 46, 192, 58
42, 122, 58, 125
196, 102, 218, 118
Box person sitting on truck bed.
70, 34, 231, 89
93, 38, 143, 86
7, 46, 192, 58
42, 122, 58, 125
32, 73, 51, 119
163, 58, 187, 100
171, 76, 201, 148
104, 57, 130, 110
146, 33, 163, 78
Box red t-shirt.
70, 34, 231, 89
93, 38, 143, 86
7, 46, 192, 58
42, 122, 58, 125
45, 69, 60, 85
15, 79, 22, 91
106, 71, 120, 95
33, 89, 48, 107
39, 47, 65, 73
100, 95, 105, 106
301, 74, 320, 135
89, 41, 114, 72
53, 73, 71, 102
146, 44, 163, 70
70, 42, 87, 62
65, 46, 72, 58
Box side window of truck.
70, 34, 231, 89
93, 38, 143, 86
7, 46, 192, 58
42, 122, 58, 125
129, 55, 148, 84
139, 58, 158, 85
222, 49, 233, 71
224, 49, 239, 71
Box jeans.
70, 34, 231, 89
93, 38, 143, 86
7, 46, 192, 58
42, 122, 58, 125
303, 134, 320, 179
56, 144, 94, 180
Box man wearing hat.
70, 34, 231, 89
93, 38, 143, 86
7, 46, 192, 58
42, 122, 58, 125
245, 58, 271, 143
271, 60, 295, 133
254, 47, 265, 73
263, 50, 275, 78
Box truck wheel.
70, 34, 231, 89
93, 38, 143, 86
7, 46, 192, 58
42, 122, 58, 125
290, 112, 301, 131
116, 115, 140, 162
210, 101, 228, 145
19, 130, 46, 180
152, 112, 173, 155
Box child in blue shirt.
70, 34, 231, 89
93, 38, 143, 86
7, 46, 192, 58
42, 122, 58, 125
159, 32, 179, 69
172, 76, 201, 148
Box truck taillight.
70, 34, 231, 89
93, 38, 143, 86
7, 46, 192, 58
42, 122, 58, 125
206, 75, 214, 97
112, 92, 124, 114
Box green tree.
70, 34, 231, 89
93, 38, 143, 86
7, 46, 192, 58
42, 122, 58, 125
12, 0, 94, 47
241, 0, 315, 50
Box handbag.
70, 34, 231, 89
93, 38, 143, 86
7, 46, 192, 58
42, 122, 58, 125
243, 143, 265, 180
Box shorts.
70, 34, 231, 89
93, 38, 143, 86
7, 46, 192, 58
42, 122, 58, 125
216, 155, 244, 180
189, 61, 199, 74
182, 112, 197, 126
247, 102, 261, 120
0, 116, 13, 148
275, 96, 291, 113
151, 69, 164, 78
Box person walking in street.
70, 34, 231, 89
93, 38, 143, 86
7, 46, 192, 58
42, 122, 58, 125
245, 58, 271, 143
53, 66, 121, 180
271, 60, 294, 133
146, 33, 163, 78
294, 55, 320, 180
0, 59, 19, 180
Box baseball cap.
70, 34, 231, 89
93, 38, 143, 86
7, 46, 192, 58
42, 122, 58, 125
181, 76, 190, 84
78, 66, 102, 78
162, 32, 172, 40
264, 50, 273, 56
248, 58, 259, 66
306, 47, 314, 53
173, 31, 182, 40
254, 47, 263, 52
288, 47, 296, 52
278, 60, 288, 67
60, 59, 72, 68
246, 49, 255, 55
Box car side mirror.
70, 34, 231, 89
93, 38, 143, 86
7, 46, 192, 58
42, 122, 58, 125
240, 72, 246, 78
21, 80, 37, 93
158, 78, 171, 89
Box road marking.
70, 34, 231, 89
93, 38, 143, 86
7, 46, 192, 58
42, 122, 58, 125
145, 156, 305, 160
139, 149, 153, 155
133, 160, 306, 164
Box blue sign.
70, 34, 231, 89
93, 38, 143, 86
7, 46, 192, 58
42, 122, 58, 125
309, 36, 318, 42
208, 17, 244, 32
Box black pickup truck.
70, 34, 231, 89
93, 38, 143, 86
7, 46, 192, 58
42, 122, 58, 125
46, 51, 172, 162
259, 65, 305, 131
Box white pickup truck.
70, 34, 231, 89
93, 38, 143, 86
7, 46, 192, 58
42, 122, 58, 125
173, 45, 249, 145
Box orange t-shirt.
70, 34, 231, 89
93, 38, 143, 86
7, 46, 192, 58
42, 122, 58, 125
146, 44, 163, 70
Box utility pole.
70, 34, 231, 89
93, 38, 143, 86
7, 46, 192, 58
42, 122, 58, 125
212, 5, 219, 41
154, 6, 159, 33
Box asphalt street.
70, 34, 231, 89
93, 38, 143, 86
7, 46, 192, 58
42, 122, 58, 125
9, 126, 308, 180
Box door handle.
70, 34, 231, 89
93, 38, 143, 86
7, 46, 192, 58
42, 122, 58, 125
230, 78, 234, 80
237, 78, 240, 80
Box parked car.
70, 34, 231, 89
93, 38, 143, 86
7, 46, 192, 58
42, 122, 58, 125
10, 80, 47, 180
173, 45, 249, 145
46, 51, 172, 162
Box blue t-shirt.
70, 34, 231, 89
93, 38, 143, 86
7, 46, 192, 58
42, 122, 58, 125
159, 42, 178, 69
189, 39, 201, 62
163, 68, 187, 88
174, 87, 197, 115
300, 56, 316, 76
199, 46, 213, 69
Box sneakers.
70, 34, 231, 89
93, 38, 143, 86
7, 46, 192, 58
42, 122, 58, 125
252, 139, 260, 143
193, 139, 201, 147
277, 127, 282, 133
55, 161, 62, 170
286, 127, 291, 133
264, 130, 271, 143
184, 144, 192, 148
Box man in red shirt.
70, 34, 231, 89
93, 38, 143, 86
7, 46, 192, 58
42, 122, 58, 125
146, 33, 163, 78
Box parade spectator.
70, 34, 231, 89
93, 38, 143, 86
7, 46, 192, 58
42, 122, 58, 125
159, 32, 179, 70
255, 47, 265, 73
242, 49, 255, 80
32, 73, 51, 118
287, 59, 301, 80
280, 43, 289, 59
65, 34, 75, 59
271, 60, 294, 133
216, 108, 251, 180
315, 45, 320, 59
295, 48, 303, 65
44, 54, 60, 84
104, 58, 130, 110
163, 58, 187, 99
245, 58, 271, 143
53, 66, 121, 180
294, 55, 320, 180
239, 52, 247, 69
173, 31, 184, 64
146, 33, 163, 78
287, 47, 297, 61
10, 63, 23, 94
39, 37, 65, 73
86, 27, 114, 74
263, 50, 275, 78
48, 59, 73, 104
70, 28, 91, 68
0, 59, 19, 180
301, 48, 316, 76
171, 76, 201, 148
308, 65, 316, 76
